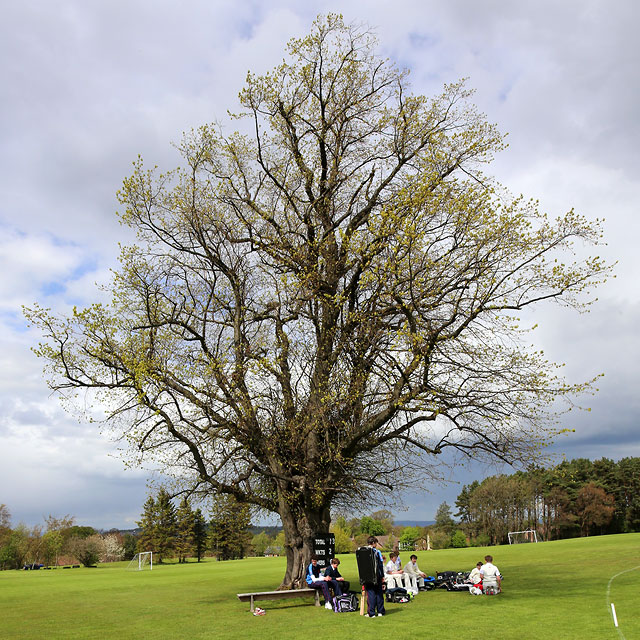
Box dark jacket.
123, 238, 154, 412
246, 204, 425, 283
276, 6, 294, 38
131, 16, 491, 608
324, 565, 342, 579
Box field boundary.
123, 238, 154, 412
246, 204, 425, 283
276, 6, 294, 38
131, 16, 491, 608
605, 564, 640, 639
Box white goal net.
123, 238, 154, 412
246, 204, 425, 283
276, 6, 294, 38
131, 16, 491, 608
126, 551, 153, 571
507, 530, 538, 544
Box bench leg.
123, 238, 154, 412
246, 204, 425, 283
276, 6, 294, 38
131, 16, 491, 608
250, 595, 255, 612
314, 590, 320, 607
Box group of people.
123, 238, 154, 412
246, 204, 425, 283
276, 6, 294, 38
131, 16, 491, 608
384, 551, 429, 594
361, 535, 431, 617
305, 555, 350, 610
467, 555, 502, 594
306, 538, 502, 617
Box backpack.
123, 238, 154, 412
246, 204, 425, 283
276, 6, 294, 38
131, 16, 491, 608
333, 593, 358, 612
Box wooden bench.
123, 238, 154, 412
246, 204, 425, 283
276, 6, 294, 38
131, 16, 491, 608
237, 588, 321, 612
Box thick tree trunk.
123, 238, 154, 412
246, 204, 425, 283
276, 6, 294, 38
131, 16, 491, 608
277, 499, 331, 590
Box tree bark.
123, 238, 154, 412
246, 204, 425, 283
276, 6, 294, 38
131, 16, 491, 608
277, 497, 331, 590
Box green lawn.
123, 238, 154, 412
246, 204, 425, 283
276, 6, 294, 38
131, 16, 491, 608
1, 533, 638, 639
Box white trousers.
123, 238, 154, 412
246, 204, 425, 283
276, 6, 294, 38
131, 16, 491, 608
403, 573, 418, 593
386, 573, 418, 592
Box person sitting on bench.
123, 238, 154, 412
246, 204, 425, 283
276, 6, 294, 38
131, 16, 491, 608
306, 554, 334, 609
323, 557, 348, 596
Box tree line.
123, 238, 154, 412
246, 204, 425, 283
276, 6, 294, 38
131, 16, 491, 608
4, 455, 633, 569
453, 457, 640, 545
0, 492, 248, 569
0, 507, 137, 570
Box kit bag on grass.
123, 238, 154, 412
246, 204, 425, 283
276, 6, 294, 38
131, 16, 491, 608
392, 590, 411, 603
333, 592, 358, 612
385, 587, 410, 603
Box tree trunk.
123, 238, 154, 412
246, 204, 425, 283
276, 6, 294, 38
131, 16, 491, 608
277, 499, 331, 590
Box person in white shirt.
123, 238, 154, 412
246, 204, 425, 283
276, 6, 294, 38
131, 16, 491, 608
467, 562, 483, 588
480, 555, 501, 593
385, 552, 408, 590
404, 554, 428, 591
396, 553, 418, 594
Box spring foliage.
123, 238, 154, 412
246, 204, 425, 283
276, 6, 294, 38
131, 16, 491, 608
25, 15, 610, 585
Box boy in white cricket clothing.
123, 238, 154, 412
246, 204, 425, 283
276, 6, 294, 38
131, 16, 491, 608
480, 555, 502, 593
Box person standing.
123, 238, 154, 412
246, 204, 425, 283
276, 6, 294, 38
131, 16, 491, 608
364, 536, 386, 617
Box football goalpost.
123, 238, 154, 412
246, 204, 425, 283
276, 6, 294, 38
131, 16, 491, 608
507, 530, 538, 544
126, 551, 153, 571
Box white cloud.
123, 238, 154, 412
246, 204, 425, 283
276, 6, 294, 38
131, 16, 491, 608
0, 0, 638, 525
0, 229, 85, 309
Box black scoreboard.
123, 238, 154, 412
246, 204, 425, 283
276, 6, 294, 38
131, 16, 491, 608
312, 533, 335, 569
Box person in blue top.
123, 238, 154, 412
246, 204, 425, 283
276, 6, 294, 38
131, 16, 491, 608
306, 554, 334, 609
363, 536, 386, 617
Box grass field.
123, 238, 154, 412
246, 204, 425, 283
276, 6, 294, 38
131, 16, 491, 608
1, 533, 638, 639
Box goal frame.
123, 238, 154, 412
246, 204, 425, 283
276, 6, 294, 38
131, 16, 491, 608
126, 551, 153, 571
507, 530, 538, 544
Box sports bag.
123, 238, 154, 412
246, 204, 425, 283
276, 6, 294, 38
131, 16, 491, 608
333, 593, 358, 612
385, 587, 410, 603
392, 590, 411, 603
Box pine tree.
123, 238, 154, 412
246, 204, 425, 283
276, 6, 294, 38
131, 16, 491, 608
154, 489, 177, 563
175, 498, 195, 563
434, 502, 455, 535
209, 496, 251, 561
192, 509, 208, 562
136, 495, 157, 554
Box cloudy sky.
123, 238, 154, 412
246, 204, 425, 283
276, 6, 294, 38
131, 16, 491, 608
1, 0, 638, 530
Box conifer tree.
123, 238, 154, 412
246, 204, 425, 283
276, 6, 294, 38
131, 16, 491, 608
136, 495, 157, 554
192, 509, 208, 562
154, 489, 177, 563
209, 496, 251, 561
175, 497, 195, 563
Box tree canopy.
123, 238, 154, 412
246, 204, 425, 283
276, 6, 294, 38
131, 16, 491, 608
26, 14, 610, 587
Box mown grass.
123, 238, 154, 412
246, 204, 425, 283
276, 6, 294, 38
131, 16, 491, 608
1, 533, 638, 639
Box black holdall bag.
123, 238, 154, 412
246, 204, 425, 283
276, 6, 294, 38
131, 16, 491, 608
385, 587, 408, 603
356, 546, 379, 585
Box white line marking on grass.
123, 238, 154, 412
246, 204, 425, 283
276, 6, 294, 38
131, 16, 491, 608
606, 565, 640, 639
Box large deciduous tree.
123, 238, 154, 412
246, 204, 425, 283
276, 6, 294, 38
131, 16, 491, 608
26, 14, 610, 588
576, 482, 615, 536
